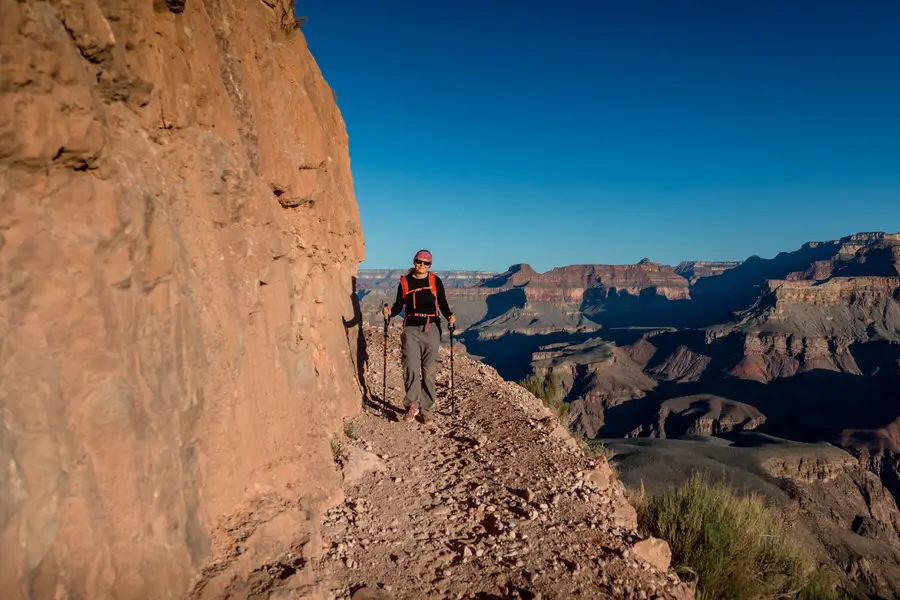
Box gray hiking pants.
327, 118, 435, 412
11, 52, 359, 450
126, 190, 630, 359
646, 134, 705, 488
401, 324, 441, 413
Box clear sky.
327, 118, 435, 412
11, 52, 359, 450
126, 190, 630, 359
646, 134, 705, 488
300, 1, 900, 272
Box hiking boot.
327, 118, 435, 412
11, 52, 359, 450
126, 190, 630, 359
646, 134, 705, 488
421, 411, 435, 425
403, 404, 418, 422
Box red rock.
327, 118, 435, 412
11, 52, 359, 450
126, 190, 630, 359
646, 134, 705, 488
0, 1, 363, 598
632, 537, 672, 572
674, 261, 741, 283
341, 445, 388, 487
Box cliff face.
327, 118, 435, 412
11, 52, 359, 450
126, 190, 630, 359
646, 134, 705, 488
357, 269, 497, 292
0, 2, 363, 599
489, 262, 691, 301
358, 261, 694, 332
674, 261, 741, 283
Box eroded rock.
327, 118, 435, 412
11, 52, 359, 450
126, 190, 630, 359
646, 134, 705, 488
0, 1, 363, 598
341, 445, 388, 487
633, 537, 672, 572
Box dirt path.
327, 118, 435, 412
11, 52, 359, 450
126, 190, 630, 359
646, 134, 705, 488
295, 325, 693, 600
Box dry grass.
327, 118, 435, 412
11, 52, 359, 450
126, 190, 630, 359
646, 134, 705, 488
281, 0, 307, 35
637, 472, 847, 600
580, 438, 616, 461
519, 372, 568, 420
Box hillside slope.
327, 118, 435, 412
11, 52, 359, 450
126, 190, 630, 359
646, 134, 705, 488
0, 1, 363, 598
608, 434, 900, 598
220, 324, 695, 599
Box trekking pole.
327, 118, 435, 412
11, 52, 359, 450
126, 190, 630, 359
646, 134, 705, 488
448, 322, 455, 401
382, 304, 389, 404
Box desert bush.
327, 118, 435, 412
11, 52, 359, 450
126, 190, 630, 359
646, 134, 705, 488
580, 438, 615, 460
519, 372, 568, 419
281, 0, 307, 34
637, 472, 845, 600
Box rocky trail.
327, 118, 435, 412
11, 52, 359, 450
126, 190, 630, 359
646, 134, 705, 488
227, 324, 694, 600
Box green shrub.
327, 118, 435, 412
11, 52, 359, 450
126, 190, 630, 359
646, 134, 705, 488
581, 438, 615, 460
343, 420, 358, 440
519, 372, 568, 419
638, 472, 845, 600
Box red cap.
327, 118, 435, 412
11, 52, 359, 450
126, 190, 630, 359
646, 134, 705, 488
414, 250, 432, 263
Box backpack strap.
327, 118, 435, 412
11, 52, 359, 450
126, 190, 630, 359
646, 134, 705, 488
424, 272, 438, 331
427, 272, 437, 300
400, 273, 440, 331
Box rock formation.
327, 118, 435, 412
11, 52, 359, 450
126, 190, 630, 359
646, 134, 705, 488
356, 232, 900, 598
477, 262, 693, 306
673, 261, 741, 283
357, 270, 496, 293
358, 260, 696, 333
260, 325, 694, 600
0, 1, 363, 598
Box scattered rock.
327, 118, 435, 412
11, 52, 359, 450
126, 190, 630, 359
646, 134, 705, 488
633, 537, 672, 572
302, 532, 325, 561
340, 445, 387, 487
351, 586, 395, 600
583, 462, 614, 492
279, 326, 695, 599
610, 495, 639, 530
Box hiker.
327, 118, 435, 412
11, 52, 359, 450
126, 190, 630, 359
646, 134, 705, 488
382, 249, 456, 424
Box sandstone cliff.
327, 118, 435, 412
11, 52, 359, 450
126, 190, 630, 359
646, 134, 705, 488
673, 261, 741, 283
357, 270, 497, 293
1, 1, 363, 598
477, 262, 692, 305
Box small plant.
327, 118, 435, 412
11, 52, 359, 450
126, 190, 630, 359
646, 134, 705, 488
637, 472, 846, 600
281, 0, 307, 34
330, 436, 343, 465
580, 438, 615, 461
343, 420, 358, 440
519, 371, 568, 420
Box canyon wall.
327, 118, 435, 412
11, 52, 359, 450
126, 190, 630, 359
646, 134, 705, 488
0, 1, 364, 598
357, 269, 496, 292
673, 261, 741, 283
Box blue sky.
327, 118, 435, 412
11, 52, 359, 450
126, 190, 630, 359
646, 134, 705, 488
300, 1, 900, 272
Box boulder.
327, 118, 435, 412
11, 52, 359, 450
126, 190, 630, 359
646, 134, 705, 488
632, 537, 672, 572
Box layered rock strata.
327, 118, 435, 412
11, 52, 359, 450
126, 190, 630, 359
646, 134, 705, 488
674, 261, 741, 283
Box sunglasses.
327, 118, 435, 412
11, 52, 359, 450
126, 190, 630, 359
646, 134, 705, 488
415, 260, 431, 266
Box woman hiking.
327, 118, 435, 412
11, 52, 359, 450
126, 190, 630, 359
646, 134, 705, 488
382, 249, 456, 424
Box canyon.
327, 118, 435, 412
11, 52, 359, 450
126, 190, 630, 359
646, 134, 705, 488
359, 231, 900, 598
3, 0, 897, 597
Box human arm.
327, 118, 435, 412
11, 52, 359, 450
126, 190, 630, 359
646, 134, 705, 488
435, 277, 455, 324
383, 282, 404, 319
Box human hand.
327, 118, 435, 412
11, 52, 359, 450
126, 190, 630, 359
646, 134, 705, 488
448, 315, 456, 326
382, 305, 390, 320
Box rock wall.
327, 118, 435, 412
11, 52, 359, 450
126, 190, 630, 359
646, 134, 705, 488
673, 261, 741, 283
0, 1, 364, 598
769, 277, 900, 308
726, 333, 860, 382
